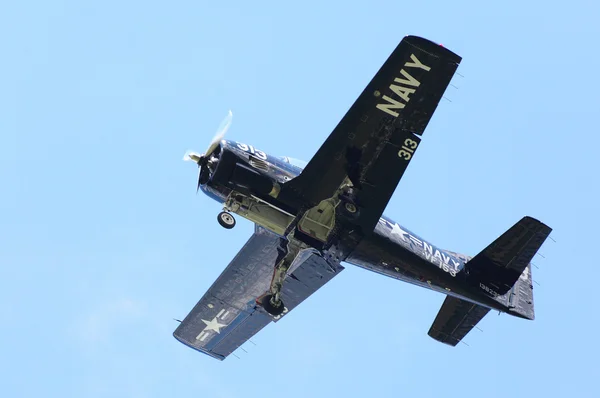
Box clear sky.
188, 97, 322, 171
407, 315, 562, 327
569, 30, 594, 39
2, 1, 599, 397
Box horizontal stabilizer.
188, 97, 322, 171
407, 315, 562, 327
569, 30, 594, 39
428, 296, 490, 346
466, 216, 551, 295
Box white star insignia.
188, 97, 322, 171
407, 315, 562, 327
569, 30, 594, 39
391, 223, 408, 241
201, 317, 227, 334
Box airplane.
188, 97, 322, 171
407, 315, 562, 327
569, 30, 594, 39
175, 35, 552, 360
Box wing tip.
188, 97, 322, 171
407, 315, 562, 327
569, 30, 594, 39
172, 332, 226, 361
403, 34, 462, 63
427, 328, 460, 347
521, 215, 553, 236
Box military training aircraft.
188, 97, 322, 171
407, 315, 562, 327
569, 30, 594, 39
175, 35, 552, 360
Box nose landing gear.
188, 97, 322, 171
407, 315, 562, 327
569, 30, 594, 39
217, 211, 236, 229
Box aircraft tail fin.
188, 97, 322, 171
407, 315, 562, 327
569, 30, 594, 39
465, 216, 551, 319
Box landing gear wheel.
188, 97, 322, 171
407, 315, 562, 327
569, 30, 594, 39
338, 195, 360, 219
217, 211, 236, 229
344, 202, 357, 214
262, 294, 285, 317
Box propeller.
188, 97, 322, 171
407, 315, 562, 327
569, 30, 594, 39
183, 110, 233, 192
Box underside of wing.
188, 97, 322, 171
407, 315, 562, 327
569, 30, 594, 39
279, 35, 462, 234
173, 226, 278, 360
173, 226, 344, 360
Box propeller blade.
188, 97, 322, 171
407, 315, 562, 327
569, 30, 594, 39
196, 166, 203, 193
183, 151, 202, 163
204, 109, 232, 158
183, 110, 233, 192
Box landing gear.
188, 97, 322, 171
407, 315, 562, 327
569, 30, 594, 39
336, 185, 360, 219
261, 294, 285, 317
338, 194, 360, 219
344, 202, 358, 214
260, 234, 305, 318
217, 211, 236, 229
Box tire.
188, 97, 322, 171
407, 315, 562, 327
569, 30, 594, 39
261, 294, 285, 317
217, 211, 236, 229
339, 198, 360, 219
344, 202, 358, 214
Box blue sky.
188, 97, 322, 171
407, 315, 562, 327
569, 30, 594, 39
2, 1, 599, 397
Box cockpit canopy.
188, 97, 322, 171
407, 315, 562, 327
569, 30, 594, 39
279, 156, 308, 169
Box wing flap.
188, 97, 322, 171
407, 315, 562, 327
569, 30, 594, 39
275, 250, 344, 322
428, 296, 490, 347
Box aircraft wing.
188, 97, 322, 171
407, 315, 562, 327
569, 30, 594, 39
280, 35, 461, 234
173, 225, 344, 360
428, 296, 490, 346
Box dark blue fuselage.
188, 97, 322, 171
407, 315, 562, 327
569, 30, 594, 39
201, 140, 508, 312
